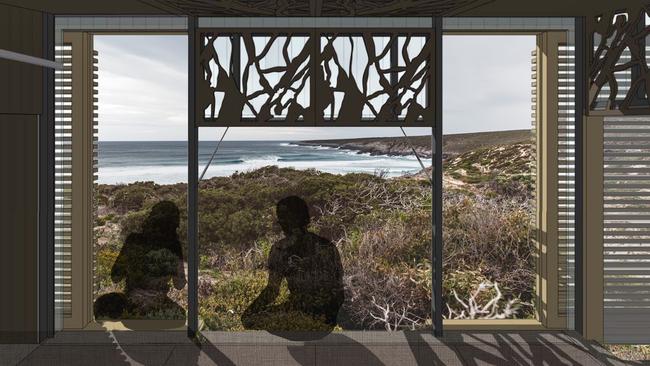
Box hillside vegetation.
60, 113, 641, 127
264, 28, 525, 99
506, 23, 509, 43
299, 129, 532, 160
94, 136, 535, 330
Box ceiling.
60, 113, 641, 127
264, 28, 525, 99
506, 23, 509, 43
136, 0, 493, 16
0, 0, 645, 17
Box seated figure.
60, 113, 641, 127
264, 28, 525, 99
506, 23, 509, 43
94, 201, 186, 321
241, 196, 344, 334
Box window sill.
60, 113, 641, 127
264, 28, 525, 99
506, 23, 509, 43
444, 319, 546, 331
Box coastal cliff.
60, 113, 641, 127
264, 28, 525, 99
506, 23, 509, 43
298, 129, 532, 160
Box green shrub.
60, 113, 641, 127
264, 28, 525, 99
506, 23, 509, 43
95, 248, 120, 290
110, 184, 157, 213
95, 162, 536, 327
199, 270, 289, 331
118, 210, 149, 240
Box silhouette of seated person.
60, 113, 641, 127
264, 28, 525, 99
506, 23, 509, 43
241, 196, 344, 336
94, 201, 186, 324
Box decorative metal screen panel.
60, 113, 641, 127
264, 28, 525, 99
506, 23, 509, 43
196, 29, 436, 126
603, 117, 650, 344
198, 30, 313, 124
588, 6, 650, 115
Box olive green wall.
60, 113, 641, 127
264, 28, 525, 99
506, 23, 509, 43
0, 115, 39, 343
0, 3, 44, 114
0, 3, 44, 343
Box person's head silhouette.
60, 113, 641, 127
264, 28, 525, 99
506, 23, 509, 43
276, 196, 310, 235
142, 200, 180, 238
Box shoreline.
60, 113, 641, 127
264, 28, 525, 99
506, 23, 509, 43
298, 129, 532, 160
95, 130, 532, 184
296, 134, 432, 158
296, 138, 431, 158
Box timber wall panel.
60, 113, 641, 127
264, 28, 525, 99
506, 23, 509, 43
0, 3, 43, 114
0, 3, 44, 343
0, 115, 39, 343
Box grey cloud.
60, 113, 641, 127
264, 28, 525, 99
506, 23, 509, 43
97, 34, 535, 141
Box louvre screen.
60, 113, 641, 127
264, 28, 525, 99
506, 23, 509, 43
558, 44, 575, 318
531, 42, 576, 321
603, 116, 650, 344
53, 42, 99, 326
54, 43, 73, 322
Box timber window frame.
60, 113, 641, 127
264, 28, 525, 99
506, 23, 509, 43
51, 15, 581, 337
441, 17, 579, 331
60, 31, 96, 330
53, 16, 190, 331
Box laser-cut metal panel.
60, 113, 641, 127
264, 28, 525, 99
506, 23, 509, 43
197, 30, 314, 125
319, 32, 434, 124
196, 28, 435, 126
588, 5, 650, 115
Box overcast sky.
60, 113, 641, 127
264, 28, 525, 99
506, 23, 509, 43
95, 34, 535, 141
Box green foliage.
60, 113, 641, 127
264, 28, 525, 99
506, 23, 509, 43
95, 214, 114, 227
95, 248, 120, 290
109, 184, 157, 213
94, 143, 537, 327
118, 210, 149, 240
443, 269, 493, 309
198, 270, 289, 331
144, 249, 178, 277
442, 192, 535, 318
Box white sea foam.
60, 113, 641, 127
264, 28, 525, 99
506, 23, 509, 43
99, 157, 424, 185
97, 141, 427, 184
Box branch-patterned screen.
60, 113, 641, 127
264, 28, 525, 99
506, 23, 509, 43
588, 6, 650, 115
196, 29, 436, 126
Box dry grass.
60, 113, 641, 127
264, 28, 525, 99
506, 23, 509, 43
606, 344, 650, 361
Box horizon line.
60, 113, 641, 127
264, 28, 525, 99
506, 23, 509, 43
98, 128, 530, 142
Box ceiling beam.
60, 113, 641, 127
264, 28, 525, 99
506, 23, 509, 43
0, 49, 63, 70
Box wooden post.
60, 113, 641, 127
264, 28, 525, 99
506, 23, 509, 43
583, 115, 604, 342
535, 31, 567, 329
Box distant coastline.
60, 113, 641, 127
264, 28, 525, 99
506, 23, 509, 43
297, 129, 532, 160
297, 136, 432, 158
97, 140, 422, 184
96, 130, 532, 184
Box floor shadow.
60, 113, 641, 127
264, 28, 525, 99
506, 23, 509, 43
287, 333, 384, 366
404, 330, 454, 366
15, 330, 635, 366
405, 330, 631, 366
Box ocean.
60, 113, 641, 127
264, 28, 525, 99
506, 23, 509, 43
98, 141, 425, 184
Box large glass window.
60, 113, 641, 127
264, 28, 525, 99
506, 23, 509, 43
53, 16, 189, 332
51, 17, 580, 336
196, 127, 432, 332
93, 35, 189, 326
442, 35, 537, 320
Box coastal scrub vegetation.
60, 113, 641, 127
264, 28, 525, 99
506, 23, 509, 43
93, 139, 535, 330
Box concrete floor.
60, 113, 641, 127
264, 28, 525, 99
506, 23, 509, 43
1, 330, 642, 366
